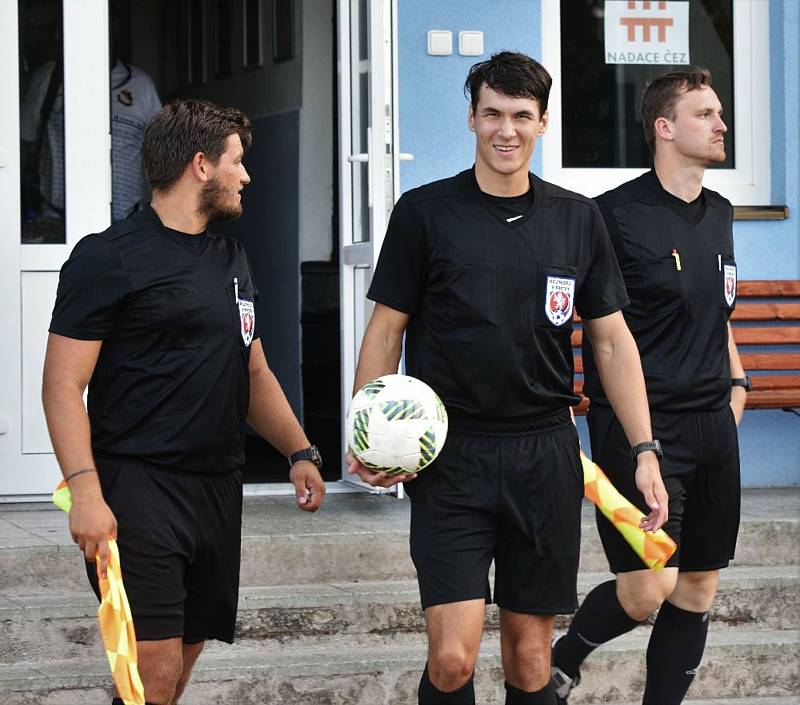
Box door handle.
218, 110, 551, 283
347, 154, 369, 163
398, 153, 414, 162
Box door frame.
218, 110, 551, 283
0, 0, 110, 500
337, 0, 400, 488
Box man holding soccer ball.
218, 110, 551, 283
348, 52, 667, 705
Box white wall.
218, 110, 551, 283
299, 0, 334, 262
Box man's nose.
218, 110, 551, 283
497, 116, 515, 139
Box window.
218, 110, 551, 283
542, 0, 770, 204
243, 0, 262, 68
19, 0, 66, 244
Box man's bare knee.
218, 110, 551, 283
428, 646, 476, 691
500, 611, 553, 691
172, 641, 205, 703
617, 568, 678, 621
670, 570, 719, 613
137, 638, 184, 705
425, 600, 483, 692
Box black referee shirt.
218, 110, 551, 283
49, 205, 259, 473
583, 170, 736, 412
368, 168, 629, 433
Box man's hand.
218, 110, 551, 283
730, 385, 746, 426
289, 460, 326, 511
634, 452, 669, 533
68, 478, 117, 579
345, 449, 417, 488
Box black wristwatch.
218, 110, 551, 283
288, 445, 323, 470
731, 376, 752, 392
631, 439, 663, 462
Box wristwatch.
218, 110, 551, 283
288, 445, 323, 470
630, 439, 663, 462
731, 376, 752, 392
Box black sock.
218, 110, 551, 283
505, 680, 556, 704
418, 664, 475, 705
553, 579, 641, 678
112, 699, 163, 705
643, 601, 710, 705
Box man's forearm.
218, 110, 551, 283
728, 322, 746, 424
352, 322, 403, 394
247, 365, 311, 457
42, 382, 101, 496
593, 330, 653, 446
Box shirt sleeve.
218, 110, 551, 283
366, 195, 428, 315
49, 235, 131, 340
574, 202, 629, 319
20, 62, 54, 142
144, 75, 162, 118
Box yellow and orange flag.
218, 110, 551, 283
53, 480, 145, 705
581, 452, 677, 571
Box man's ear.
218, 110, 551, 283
538, 110, 549, 136
190, 152, 210, 181
468, 105, 475, 132
654, 117, 674, 142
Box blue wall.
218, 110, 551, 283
734, 0, 800, 281
398, 0, 541, 191
397, 0, 799, 486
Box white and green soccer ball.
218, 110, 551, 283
346, 374, 448, 475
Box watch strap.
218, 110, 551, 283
731, 376, 752, 392
630, 439, 663, 462
288, 445, 322, 469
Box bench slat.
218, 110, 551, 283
746, 389, 800, 409
738, 280, 800, 297
750, 374, 800, 390
732, 303, 800, 321
576, 355, 800, 375
574, 376, 800, 394
732, 327, 800, 344
575, 325, 800, 345
740, 353, 800, 371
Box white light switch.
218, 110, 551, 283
427, 30, 453, 56
459, 31, 484, 57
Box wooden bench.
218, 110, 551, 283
571, 280, 800, 415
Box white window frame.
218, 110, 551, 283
541, 0, 770, 204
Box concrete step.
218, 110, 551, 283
1, 628, 797, 704
2, 565, 797, 663
0, 490, 798, 591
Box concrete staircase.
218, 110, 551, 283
0, 489, 797, 704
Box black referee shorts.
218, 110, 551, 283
587, 404, 740, 573
87, 455, 243, 643
405, 412, 584, 615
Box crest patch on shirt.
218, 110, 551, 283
545, 276, 575, 326
238, 298, 255, 347
723, 264, 736, 307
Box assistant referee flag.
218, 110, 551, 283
53, 480, 145, 705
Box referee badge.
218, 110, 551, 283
238, 298, 255, 347
545, 276, 575, 326
723, 265, 737, 307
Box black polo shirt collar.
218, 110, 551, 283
461, 167, 549, 229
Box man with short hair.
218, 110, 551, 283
348, 52, 667, 705
42, 99, 326, 705
551, 68, 746, 705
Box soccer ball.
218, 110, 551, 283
346, 374, 448, 475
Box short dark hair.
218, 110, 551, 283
464, 51, 552, 114
142, 99, 252, 191
641, 68, 713, 154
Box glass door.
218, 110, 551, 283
0, 0, 110, 498
337, 0, 400, 485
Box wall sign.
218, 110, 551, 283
604, 0, 690, 65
